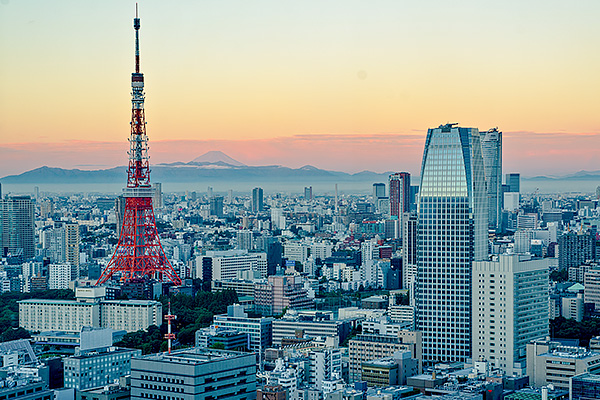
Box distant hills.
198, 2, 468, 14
0, 152, 395, 185
1, 152, 599, 189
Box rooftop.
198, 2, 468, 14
140, 347, 251, 365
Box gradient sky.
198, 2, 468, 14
1, 0, 599, 177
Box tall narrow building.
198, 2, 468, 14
480, 128, 502, 231
416, 124, 488, 363
389, 172, 410, 238
252, 187, 264, 213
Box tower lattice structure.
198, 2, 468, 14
97, 6, 181, 286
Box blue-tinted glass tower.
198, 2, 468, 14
416, 124, 488, 363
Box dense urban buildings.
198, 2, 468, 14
0, 195, 35, 258
416, 124, 488, 363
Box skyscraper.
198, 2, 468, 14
373, 183, 386, 199
506, 173, 520, 193
304, 186, 313, 201
389, 172, 410, 238
480, 128, 502, 231
252, 187, 264, 213
0, 196, 35, 259
416, 124, 488, 363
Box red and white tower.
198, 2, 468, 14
164, 302, 177, 354
96, 5, 181, 286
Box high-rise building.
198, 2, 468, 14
237, 230, 254, 251
210, 196, 224, 218
0, 196, 35, 259
416, 124, 488, 363
480, 128, 502, 231
152, 182, 162, 209
506, 173, 520, 193
48, 264, 72, 290
402, 212, 418, 296
472, 254, 549, 376
64, 222, 80, 280
373, 183, 386, 200
252, 187, 264, 212
558, 230, 596, 270
389, 173, 410, 238
304, 186, 313, 201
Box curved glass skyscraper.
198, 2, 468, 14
416, 124, 488, 363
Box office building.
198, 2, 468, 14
43, 222, 79, 279
584, 268, 600, 309
558, 231, 596, 270
570, 373, 600, 400
254, 275, 314, 316
237, 230, 254, 251
0, 196, 35, 258
389, 172, 410, 238
210, 196, 225, 218
130, 348, 257, 400
504, 192, 520, 211
19, 289, 162, 333
527, 340, 600, 390
348, 332, 422, 383
152, 182, 162, 209
252, 187, 264, 213
416, 124, 488, 363
361, 352, 419, 387
64, 222, 80, 279
0, 370, 53, 400
402, 212, 417, 292
472, 254, 549, 376
373, 183, 386, 199
304, 186, 313, 201
562, 293, 584, 322
271, 310, 350, 346
506, 173, 520, 193
199, 250, 268, 281
115, 195, 126, 237
195, 326, 248, 351
64, 347, 141, 390
480, 128, 502, 231
212, 304, 273, 353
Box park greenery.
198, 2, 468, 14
0, 289, 75, 342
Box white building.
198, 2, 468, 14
48, 263, 72, 290
504, 192, 520, 211
472, 254, 550, 376
308, 348, 342, 390
284, 242, 309, 265
199, 250, 268, 280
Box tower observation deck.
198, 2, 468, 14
96, 5, 181, 286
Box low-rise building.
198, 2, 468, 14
130, 348, 257, 400
272, 311, 350, 347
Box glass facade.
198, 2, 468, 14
480, 128, 502, 231
416, 124, 487, 363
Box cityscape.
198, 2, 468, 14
1, 2, 600, 400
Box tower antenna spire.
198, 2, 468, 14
96, 6, 182, 287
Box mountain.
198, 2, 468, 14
190, 151, 246, 167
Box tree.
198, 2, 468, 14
550, 269, 569, 282
210, 342, 225, 350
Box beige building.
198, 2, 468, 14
526, 339, 600, 390
348, 331, 422, 383
584, 268, 600, 309
472, 254, 549, 376
19, 288, 162, 333
562, 293, 584, 322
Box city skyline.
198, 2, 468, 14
1, 1, 600, 177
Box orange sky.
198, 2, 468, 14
1, 0, 599, 176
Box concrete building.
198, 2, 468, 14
558, 231, 596, 270
271, 311, 350, 347
212, 279, 257, 297
361, 352, 419, 387
561, 293, 584, 322
48, 263, 73, 290
527, 340, 600, 390
257, 385, 287, 400
416, 124, 488, 363
402, 212, 417, 292
195, 326, 248, 351
237, 230, 254, 251
100, 300, 162, 332
0, 369, 53, 400
254, 275, 314, 316
200, 250, 268, 281
64, 347, 141, 390
348, 332, 422, 383
213, 304, 273, 353
130, 348, 257, 400
308, 348, 342, 389
389, 172, 410, 239
472, 254, 549, 376
19, 289, 162, 333
584, 268, 600, 309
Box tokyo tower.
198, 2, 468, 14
96, 5, 181, 286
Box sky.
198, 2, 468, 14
1, 0, 600, 177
